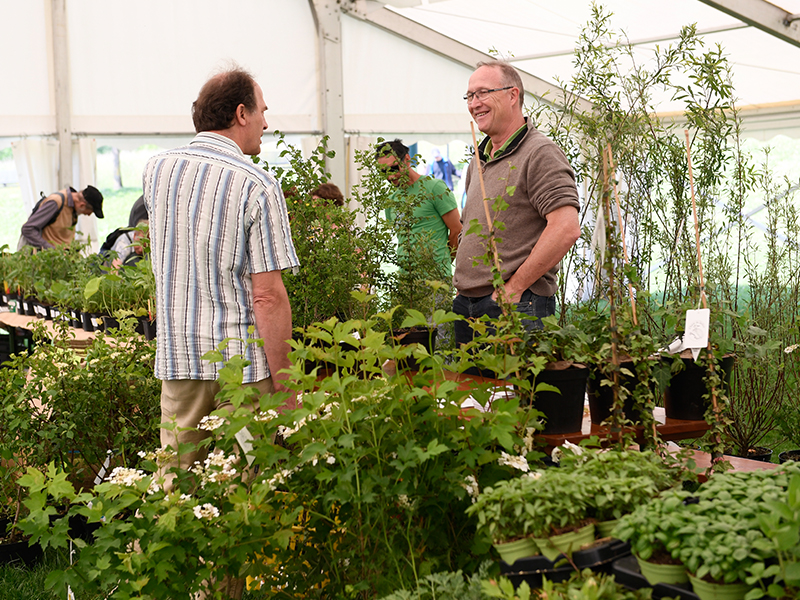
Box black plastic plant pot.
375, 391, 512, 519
500, 539, 631, 591
81, 311, 95, 332
726, 446, 773, 463
24, 297, 37, 316
612, 555, 699, 599
102, 315, 120, 332
393, 327, 437, 372
0, 538, 44, 567
779, 449, 800, 463
527, 365, 589, 434
142, 318, 157, 341
664, 355, 734, 421
586, 361, 644, 425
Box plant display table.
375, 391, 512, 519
538, 407, 711, 452
0, 311, 95, 351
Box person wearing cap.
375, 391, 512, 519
19, 185, 104, 249
426, 148, 460, 191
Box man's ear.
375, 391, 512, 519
235, 103, 248, 126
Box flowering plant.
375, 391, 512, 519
0, 317, 160, 491
18, 311, 545, 599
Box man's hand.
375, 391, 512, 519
495, 205, 580, 304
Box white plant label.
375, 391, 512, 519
684, 308, 710, 361
235, 426, 256, 466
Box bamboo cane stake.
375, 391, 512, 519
684, 131, 708, 310
470, 123, 507, 310
602, 151, 623, 445
684, 130, 722, 459
606, 143, 638, 326
470, 123, 524, 382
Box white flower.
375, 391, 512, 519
462, 475, 479, 503
326, 455, 336, 465
551, 441, 584, 464
107, 467, 146, 486
138, 447, 177, 466
198, 415, 226, 431
191, 449, 240, 487
498, 452, 529, 472
193, 503, 220, 520
397, 495, 415, 509
524, 470, 543, 481
254, 409, 280, 422
785, 344, 799, 354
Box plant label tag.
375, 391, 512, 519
684, 308, 709, 352
235, 426, 256, 466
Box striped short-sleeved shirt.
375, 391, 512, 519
143, 132, 299, 382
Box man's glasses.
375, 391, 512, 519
463, 86, 513, 103
381, 164, 401, 174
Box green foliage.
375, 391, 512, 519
0, 317, 160, 495
263, 133, 393, 328
615, 463, 800, 586
556, 446, 685, 522
17, 311, 547, 600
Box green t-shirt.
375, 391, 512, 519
385, 176, 458, 278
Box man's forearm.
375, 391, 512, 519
498, 206, 580, 303
251, 271, 296, 411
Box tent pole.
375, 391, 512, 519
51, 0, 72, 188
310, 0, 347, 191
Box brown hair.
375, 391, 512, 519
475, 60, 524, 110
311, 183, 345, 207
191, 68, 257, 133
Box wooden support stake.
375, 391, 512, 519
606, 144, 638, 326
602, 151, 622, 446
470, 122, 507, 311
684, 130, 722, 460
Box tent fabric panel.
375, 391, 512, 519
65, 0, 319, 133
0, 2, 52, 128
341, 13, 474, 126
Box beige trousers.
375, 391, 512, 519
159, 378, 274, 600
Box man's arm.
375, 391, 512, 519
493, 205, 580, 303
251, 270, 297, 411
20, 199, 59, 249
441, 208, 462, 257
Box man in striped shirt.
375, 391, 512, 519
143, 68, 299, 486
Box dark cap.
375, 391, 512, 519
82, 185, 104, 219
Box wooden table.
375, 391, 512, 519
0, 310, 96, 350
386, 365, 711, 451
538, 407, 711, 452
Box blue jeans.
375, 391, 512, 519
452, 290, 555, 347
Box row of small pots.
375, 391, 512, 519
531, 355, 735, 434
0, 294, 156, 341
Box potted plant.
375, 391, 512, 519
556, 446, 685, 537
675, 466, 800, 599
518, 316, 592, 435
775, 401, 800, 463
613, 488, 693, 586
746, 471, 800, 600
468, 467, 596, 563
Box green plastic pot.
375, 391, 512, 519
635, 553, 688, 585
688, 573, 751, 600
536, 523, 595, 561
493, 537, 539, 564
595, 518, 619, 539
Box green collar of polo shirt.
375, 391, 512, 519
478, 120, 529, 163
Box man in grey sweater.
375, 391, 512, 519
452, 61, 581, 345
